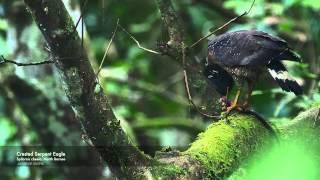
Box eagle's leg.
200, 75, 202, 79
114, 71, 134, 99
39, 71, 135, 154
226, 88, 241, 113
241, 80, 254, 110
220, 87, 231, 110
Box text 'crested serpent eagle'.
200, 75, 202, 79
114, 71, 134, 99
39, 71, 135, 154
203, 30, 303, 110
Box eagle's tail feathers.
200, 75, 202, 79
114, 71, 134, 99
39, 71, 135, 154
267, 61, 303, 95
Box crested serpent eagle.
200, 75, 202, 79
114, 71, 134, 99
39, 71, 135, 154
203, 30, 303, 113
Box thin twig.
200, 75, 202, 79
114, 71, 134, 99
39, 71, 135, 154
73, 0, 88, 35
96, 19, 120, 76
181, 45, 220, 119
0, 55, 54, 66
183, 70, 220, 119
81, 2, 84, 49
189, 0, 256, 48
118, 24, 161, 54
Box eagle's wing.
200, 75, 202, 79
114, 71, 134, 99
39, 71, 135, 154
203, 62, 234, 96
208, 30, 301, 66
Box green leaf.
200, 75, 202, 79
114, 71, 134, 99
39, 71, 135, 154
0, 117, 17, 146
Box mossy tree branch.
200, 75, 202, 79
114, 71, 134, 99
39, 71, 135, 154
152, 113, 275, 179
151, 107, 320, 179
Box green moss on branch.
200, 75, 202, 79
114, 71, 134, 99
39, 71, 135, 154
148, 113, 275, 179
184, 113, 274, 179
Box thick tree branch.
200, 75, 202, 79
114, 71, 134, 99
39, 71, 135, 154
23, 0, 150, 178
150, 107, 319, 179
152, 112, 275, 179
156, 106, 320, 179
156, 0, 184, 48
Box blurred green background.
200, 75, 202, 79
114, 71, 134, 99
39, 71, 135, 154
0, 0, 319, 179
